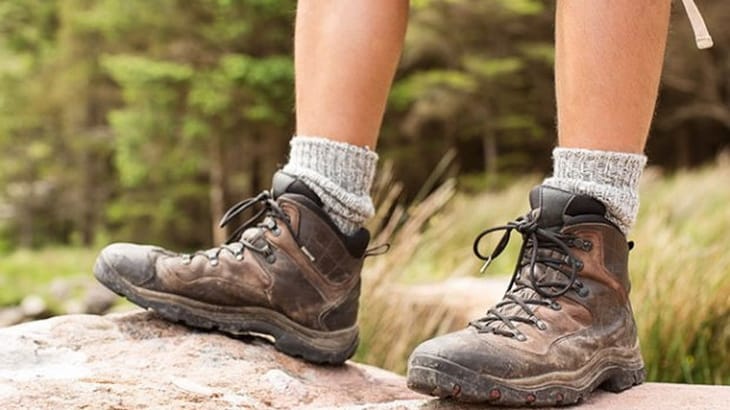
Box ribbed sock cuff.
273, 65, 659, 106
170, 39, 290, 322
282, 136, 378, 235
542, 147, 647, 235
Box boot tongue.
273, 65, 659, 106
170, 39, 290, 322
528, 185, 606, 229
271, 171, 324, 207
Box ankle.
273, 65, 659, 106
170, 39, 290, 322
281, 136, 378, 235
542, 147, 647, 235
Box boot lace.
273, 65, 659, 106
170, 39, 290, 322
180, 191, 314, 266
468, 210, 591, 341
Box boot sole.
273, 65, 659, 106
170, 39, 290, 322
94, 258, 359, 365
407, 349, 645, 406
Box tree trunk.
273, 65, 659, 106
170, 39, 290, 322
674, 127, 691, 169
482, 133, 498, 175
18, 203, 33, 248
251, 133, 263, 195
80, 150, 94, 246
209, 134, 228, 244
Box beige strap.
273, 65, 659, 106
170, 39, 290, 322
681, 0, 713, 49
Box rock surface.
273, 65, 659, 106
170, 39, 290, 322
1, 310, 729, 409
0, 311, 420, 409
392, 277, 509, 323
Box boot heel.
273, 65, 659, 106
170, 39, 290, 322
600, 368, 645, 392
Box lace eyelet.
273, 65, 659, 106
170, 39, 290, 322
209, 258, 219, 267
577, 287, 589, 297
571, 238, 593, 252
550, 301, 562, 311
235, 253, 244, 261
534, 319, 547, 331
271, 225, 281, 237
266, 254, 277, 264
574, 260, 584, 271
514, 333, 527, 342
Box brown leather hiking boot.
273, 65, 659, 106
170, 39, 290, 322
94, 172, 370, 364
406, 186, 645, 406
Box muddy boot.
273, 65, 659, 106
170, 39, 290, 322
407, 185, 644, 406
94, 171, 370, 364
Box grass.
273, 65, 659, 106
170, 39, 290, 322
630, 162, 730, 384
356, 155, 730, 385
0, 247, 98, 309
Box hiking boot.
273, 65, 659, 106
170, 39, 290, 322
406, 185, 645, 406
94, 171, 370, 364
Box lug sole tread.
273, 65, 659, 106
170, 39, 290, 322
94, 258, 358, 365
407, 353, 645, 406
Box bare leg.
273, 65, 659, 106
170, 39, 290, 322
295, 0, 409, 148
556, 0, 671, 153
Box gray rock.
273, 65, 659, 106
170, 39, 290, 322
392, 277, 510, 322
0, 307, 25, 327
82, 282, 117, 314
0, 311, 424, 409
19, 294, 46, 317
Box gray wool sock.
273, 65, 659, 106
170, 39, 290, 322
281, 136, 378, 235
542, 147, 647, 235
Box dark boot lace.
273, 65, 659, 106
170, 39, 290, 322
468, 210, 592, 341
180, 191, 314, 266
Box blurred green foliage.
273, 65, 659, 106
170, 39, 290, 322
0, 0, 296, 249
0, 0, 728, 251
0, 247, 97, 307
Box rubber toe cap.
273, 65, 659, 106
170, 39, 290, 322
94, 243, 160, 287
408, 328, 520, 380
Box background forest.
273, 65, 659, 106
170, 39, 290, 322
0, 0, 728, 250
0, 0, 728, 385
